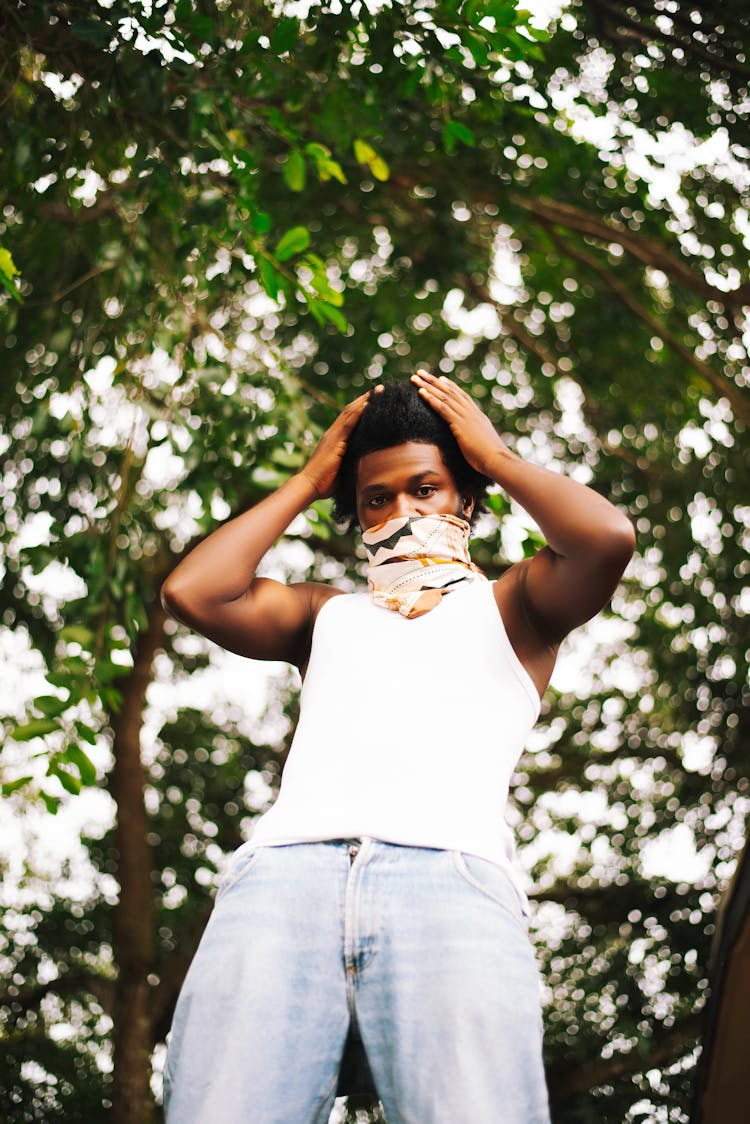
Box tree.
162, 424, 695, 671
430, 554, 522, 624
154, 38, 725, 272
1, 1, 748, 1120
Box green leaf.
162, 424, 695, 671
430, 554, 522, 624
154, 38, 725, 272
353, 139, 389, 181
53, 766, 82, 795
2, 776, 34, 796
9, 718, 60, 742
310, 276, 344, 306
302, 252, 327, 272
70, 19, 113, 46
0, 248, 20, 281
193, 90, 214, 116
311, 518, 331, 540
275, 226, 310, 261
462, 30, 490, 66
186, 14, 215, 42
95, 658, 130, 685
490, 26, 536, 59
323, 158, 347, 184
100, 686, 123, 713
443, 120, 476, 154
523, 24, 550, 42
464, 0, 486, 23
0, 247, 21, 302
62, 654, 89, 676
74, 720, 98, 746
444, 45, 465, 64
308, 299, 348, 333
305, 142, 331, 161
66, 744, 98, 786
371, 157, 389, 181
256, 256, 281, 301
486, 493, 509, 517
46, 672, 83, 699
59, 625, 95, 648
300, 256, 344, 305
33, 695, 69, 719
520, 527, 547, 557
450, 121, 476, 147
270, 16, 299, 54
251, 211, 272, 233
40, 791, 59, 815
486, 1, 520, 25
305, 143, 348, 185
283, 149, 306, 192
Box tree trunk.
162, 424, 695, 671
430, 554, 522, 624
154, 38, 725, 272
110, 601, 167, 1124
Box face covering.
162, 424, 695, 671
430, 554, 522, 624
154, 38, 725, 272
362, 513, 487, 619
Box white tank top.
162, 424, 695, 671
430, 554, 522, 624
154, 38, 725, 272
247, 580, 541, 900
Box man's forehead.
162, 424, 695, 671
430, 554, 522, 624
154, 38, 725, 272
356, 442, 448, 487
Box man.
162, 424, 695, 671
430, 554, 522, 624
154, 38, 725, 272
160, 370, 635, 1123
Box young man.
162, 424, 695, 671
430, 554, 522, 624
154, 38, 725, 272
160, 371, 635, 1123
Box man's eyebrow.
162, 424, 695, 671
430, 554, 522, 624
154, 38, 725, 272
360, 471, 443, 497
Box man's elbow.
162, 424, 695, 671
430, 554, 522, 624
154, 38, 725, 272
604, 515, 636, 571
160, 577, 188, 622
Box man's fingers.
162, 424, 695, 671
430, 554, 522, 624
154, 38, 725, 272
338, 384, 382, 432
412, 369, 458, 397
412, 372, 460, 412
412, 370, 444, 394
412, 371, 474, 414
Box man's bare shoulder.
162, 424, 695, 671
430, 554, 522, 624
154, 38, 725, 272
289, 580, 346, 622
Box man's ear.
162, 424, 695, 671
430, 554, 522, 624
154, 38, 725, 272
461, 493, 476, 520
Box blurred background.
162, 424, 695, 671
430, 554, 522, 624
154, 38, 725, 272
1, 1, 748, 1121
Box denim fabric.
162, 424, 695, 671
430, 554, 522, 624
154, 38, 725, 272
163, 838, 550, 1124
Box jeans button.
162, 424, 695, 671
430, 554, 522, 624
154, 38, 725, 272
349, 844, 359, 863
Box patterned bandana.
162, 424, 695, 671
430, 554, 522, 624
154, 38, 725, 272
362, 513, 487, 619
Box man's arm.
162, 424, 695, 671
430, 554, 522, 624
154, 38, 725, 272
160, 388, 378, 666
411, 370, 635, 644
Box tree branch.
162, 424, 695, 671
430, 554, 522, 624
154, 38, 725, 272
511, 194, 750, 313
546, 229, 750, 427
587, 0, 750, 82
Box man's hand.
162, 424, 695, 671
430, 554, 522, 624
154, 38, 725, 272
411, 369, 507, 479
300, 385, 383, 500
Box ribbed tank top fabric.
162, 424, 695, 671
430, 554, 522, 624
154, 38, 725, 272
247, 579, 541, 907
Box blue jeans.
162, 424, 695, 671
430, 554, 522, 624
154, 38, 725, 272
164, 838, 550, 1123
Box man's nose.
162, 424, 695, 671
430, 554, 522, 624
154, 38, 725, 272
392, 493, 419, 518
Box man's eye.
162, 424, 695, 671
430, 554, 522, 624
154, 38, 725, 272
370, 495, 387, 507
417, 486, 436, 497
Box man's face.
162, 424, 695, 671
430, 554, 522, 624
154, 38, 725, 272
355, 442, 473, 531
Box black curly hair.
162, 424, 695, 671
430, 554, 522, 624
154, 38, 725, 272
331, 379, 491, 530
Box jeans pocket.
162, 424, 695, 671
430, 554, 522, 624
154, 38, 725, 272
215, 844, 264, 902
451, 851, 528, 926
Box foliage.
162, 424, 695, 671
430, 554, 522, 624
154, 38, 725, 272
1, 0, 748, 1120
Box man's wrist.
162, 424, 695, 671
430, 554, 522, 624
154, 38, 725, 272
478, 441, 515, 483
294, 469, 323, 503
